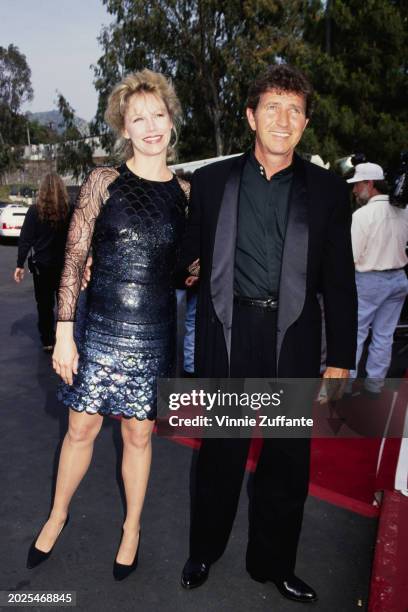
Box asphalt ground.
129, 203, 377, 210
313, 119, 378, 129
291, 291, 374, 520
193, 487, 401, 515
0, 240, 377, 611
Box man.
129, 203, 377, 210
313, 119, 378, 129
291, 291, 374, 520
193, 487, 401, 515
347, 162, 408, 395
182, 287, 197, 377
180, 64, 357, 603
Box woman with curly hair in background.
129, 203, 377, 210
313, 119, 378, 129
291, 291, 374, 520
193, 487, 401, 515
14, 173, 71, 351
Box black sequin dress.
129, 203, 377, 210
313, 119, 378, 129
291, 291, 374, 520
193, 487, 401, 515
57, 163, 189, 420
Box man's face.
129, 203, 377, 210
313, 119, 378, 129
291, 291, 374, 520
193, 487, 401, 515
246, 89, 309, 160
352, 181, 372, 206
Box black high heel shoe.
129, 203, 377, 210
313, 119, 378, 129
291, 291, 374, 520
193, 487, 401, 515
26, 514, 70, 569
113, 529, 141, 581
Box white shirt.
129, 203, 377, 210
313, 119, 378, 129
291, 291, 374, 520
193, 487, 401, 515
351, 195, 408, 272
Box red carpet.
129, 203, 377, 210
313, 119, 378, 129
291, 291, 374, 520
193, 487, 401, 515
309, 438, 382, 517
164, 435, 384, 517
159, 381, 407, 518
308, 384, 406, 516
155, 377, 407, 609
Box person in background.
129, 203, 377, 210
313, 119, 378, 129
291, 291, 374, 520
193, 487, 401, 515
14, 173, 71, 352
175, 171, 197, 377
183, 287, 197, 377
347, 162, 408, 395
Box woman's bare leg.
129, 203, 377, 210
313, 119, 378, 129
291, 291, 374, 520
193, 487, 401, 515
34, 409, 103, 552
115, 417, 155, 564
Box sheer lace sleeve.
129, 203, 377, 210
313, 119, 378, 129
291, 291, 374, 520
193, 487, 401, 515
57, 167, 119, 321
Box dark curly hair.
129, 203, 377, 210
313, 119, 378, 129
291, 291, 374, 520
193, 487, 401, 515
247, 64, 314, 118
36, 173, 70, 226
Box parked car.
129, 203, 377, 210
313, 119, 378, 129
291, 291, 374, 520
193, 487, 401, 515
0, 203, 29, 237
9, 185, 37, 206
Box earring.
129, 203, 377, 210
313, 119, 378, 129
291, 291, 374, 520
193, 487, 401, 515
169, 127, 178, 149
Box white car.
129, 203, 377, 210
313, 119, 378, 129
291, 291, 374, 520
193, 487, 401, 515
0, 203, 29, 237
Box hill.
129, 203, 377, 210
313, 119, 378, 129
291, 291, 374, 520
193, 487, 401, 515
26, 111, 90, 136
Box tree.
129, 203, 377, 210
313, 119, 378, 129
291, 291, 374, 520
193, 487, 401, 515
0, 44, 33, 113
93, 0, 407, 168
0, 44, 33, 179
27, 120, 60, 146
93, 0, 309, 159
291, 0, 408, 168
0, 142, 23, 185
56, 94, 95, 181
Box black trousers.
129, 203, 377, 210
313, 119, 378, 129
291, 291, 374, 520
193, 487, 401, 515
32, 265, 61, 346
190, 301, 310, 580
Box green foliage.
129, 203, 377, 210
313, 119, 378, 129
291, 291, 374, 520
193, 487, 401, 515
297, 0, 408, 167
0, 44, 33, 113
93, 0, 308, 158
0, 142, 22, 182
56, 94, 95, 181
92, 0, 407, 168
0, 184, 11, 200
57, 93, 82, 140
0, 103, 27, 146
56, 140, 95, 181
0, 44, 34, 178
27, 120, 60, 145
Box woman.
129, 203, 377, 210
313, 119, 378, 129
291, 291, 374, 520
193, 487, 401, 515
14, 173, 71, 351
26, 69, 190, 580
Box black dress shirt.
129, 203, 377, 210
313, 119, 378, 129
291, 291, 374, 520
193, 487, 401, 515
234, 151, 293, 298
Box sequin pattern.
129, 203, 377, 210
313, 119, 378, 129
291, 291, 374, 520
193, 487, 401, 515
57, 164, 188, 420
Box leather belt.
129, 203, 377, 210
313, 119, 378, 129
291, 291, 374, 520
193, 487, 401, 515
374, 267, 405, 272
234, 295, 279, 310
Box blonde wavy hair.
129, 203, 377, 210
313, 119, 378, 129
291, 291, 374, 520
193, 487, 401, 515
36, 173, 70, 225
105, 69, 182, 162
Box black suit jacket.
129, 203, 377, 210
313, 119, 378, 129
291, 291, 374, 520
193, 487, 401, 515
181, 152, 357, 378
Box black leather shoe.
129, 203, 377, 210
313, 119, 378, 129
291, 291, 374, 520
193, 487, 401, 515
113, 530, 141, 581
273, 575, 317, 603
26, 514, 70, 569
181, 558, 210, 589
250, 572, 317, 603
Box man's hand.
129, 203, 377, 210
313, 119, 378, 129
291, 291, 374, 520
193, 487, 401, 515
185, 258, 200, 288
185, 275, 199, 288
81, 255, 93, 290
14, 267, 24, 283
323, 367, 349, 379
318, 367, 349, 404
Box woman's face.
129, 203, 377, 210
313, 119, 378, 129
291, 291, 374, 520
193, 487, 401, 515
122, 91, 173, 159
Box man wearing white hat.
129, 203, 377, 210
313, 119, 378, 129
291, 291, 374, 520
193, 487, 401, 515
347, 162, 408, 394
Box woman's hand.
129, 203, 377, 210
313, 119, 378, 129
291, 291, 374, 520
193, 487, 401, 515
52, 324, 79, 385
81, 255, 93, 291
14, 267, 24, 283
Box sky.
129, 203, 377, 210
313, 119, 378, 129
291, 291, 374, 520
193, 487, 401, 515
0, 0, 112, 121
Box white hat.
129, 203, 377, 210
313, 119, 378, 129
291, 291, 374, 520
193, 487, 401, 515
347, 162, 384, 183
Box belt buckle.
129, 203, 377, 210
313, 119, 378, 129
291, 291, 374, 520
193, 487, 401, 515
265, 297, 277, 309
